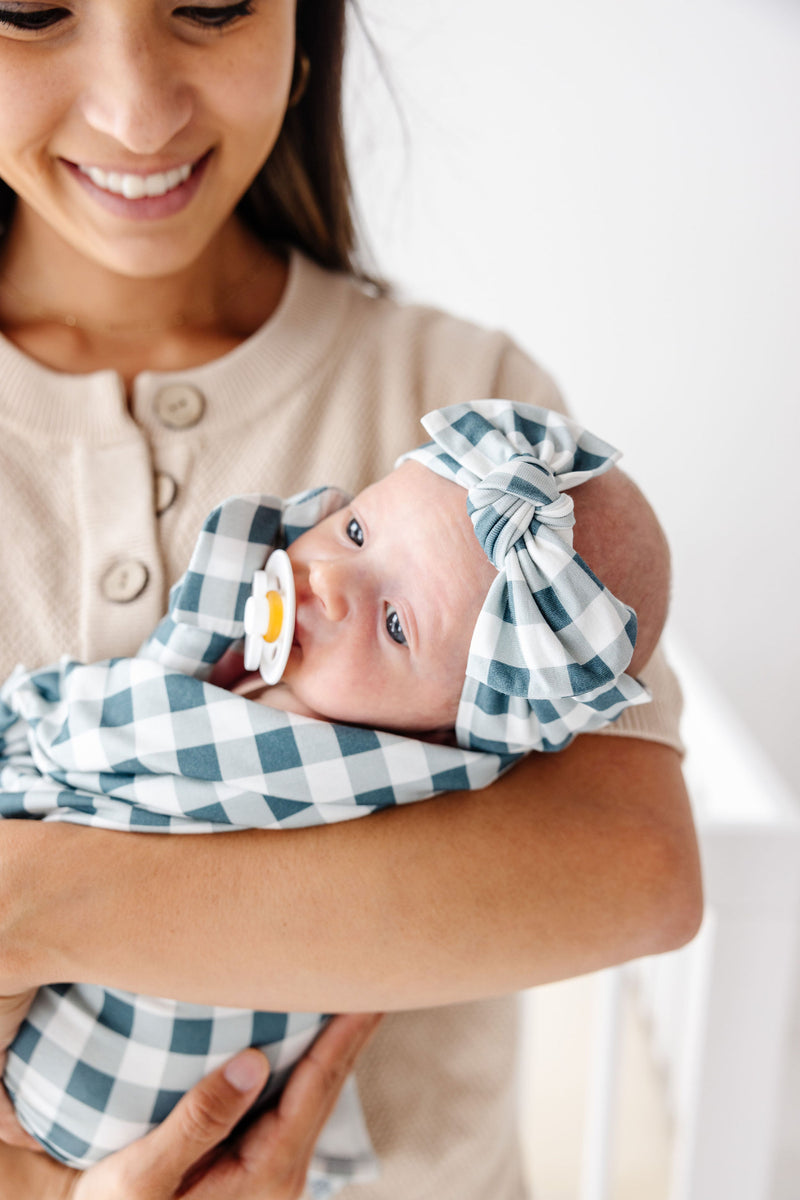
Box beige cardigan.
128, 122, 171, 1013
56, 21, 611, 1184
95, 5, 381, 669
0, 250, 682, 1199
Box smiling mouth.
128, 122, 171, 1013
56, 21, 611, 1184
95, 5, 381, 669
73, 156, 205, 200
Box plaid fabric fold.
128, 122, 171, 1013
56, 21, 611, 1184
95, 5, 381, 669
0, 487, 515, 1193
0, 410, 651, 1188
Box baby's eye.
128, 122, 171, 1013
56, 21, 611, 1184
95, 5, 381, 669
346, 517, 364, 546
386, 606, 407, 646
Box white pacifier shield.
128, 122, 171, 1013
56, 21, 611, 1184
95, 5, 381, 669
243, 549, 296, 685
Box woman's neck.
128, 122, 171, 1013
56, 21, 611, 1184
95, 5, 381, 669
0, 210, 288, 383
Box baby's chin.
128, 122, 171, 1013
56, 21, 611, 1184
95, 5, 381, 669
251, 682, 321, 719
257, 681, 459, 744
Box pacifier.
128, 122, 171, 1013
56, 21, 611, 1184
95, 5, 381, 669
243, 549, 296, 684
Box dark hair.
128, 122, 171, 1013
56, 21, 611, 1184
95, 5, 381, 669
239, 0, 380, 287
0, 0, 381, 288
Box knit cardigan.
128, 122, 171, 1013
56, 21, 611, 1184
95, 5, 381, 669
0, 250, 682, 1200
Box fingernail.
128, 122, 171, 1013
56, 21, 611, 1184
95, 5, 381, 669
224, 1050, 267, 1093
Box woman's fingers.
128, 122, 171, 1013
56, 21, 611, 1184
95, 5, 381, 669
235, 1014, 383, 1182
69, 1049, 269, 1200
138, 1049, 271, 1193
276, 1013, 382, 1133
183, 1014, 383, 1200
70, 1018, 381, 1200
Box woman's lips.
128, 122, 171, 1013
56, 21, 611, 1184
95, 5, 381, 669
62, 151, 211, 220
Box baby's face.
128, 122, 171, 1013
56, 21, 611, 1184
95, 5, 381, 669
281, 461, 497, 734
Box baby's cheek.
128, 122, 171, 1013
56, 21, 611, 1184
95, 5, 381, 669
259, 684, 320, 718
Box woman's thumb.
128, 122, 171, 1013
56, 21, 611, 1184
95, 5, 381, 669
142, 1049, 270, 1189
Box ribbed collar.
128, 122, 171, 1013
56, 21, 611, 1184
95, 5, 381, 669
0, 251, 356, 443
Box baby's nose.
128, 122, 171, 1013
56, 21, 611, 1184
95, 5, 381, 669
308, 560, 349, 622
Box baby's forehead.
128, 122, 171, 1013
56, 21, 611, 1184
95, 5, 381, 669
364, 461, 496, 595
358, 460, 466, 518
356, 464, 479, 555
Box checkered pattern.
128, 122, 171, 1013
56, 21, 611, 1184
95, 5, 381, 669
0, 404, 650, 1188
0, 486, 514, 1192
400, 401, 651, 753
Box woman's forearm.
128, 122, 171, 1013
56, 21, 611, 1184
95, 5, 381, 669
0, 736, 701, 1011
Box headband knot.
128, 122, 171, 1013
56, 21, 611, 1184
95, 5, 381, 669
399, 400, 651, 754
468, 456, 574, 568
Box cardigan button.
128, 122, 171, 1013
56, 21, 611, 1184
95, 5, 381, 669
154, 472, 178, 515
101, 560, 149, 604
154, 384, 205, 429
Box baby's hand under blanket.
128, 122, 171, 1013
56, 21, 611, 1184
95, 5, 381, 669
208, 646, 248, 689
0, 988, 42, 1151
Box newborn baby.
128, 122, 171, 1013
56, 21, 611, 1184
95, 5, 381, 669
0, 401, 666, 1195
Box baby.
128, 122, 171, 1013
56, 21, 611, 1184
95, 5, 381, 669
224, 399, 663, 749
0, 401, 666, 1194
231, 458, 503, 734
238, 454, 659, 737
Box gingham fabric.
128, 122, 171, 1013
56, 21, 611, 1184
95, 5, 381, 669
0, 402, 649, 1189
399, 401, 650, 753
0, 486, 517, 1193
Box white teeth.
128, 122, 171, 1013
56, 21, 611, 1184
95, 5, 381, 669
122, 175, 146, 199
78, 162, 193, 199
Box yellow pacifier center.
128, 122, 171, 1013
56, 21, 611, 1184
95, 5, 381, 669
264, 591, 283, 643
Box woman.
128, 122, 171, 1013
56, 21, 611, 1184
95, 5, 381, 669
0, 1, 702, 1197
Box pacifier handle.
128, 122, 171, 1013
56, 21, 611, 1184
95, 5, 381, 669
243, 549, 296, 685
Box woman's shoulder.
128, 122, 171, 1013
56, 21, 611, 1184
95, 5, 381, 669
292, 251, 568, 416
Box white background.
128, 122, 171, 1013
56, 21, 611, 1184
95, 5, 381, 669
344, 1, 800, 1194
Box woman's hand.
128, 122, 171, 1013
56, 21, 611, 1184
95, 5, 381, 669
0, 988, 41, 1152
65, 1012, 381, 1200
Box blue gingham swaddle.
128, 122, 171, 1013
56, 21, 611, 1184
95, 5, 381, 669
0, 401, 650, 1191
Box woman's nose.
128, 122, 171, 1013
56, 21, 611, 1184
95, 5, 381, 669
308, 560, 350, 623
78, 33, 194, 155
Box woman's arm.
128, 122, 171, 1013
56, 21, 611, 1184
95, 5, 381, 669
0, 735, 701, 1010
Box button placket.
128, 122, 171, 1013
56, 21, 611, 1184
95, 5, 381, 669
101, 560, 150, 604
74, 440, 165, 661
154, 384, 205, 430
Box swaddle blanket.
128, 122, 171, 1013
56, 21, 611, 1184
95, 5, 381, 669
0, 487, 520, 1193
0, 402, 650, 1192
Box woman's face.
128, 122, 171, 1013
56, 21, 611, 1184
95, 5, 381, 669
0, 0, 296, 277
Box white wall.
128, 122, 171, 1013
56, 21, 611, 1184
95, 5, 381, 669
346, 0, 800, 792
345, 2, 800, 1195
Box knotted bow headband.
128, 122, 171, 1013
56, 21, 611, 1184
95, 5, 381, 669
399, 401, 650, 753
